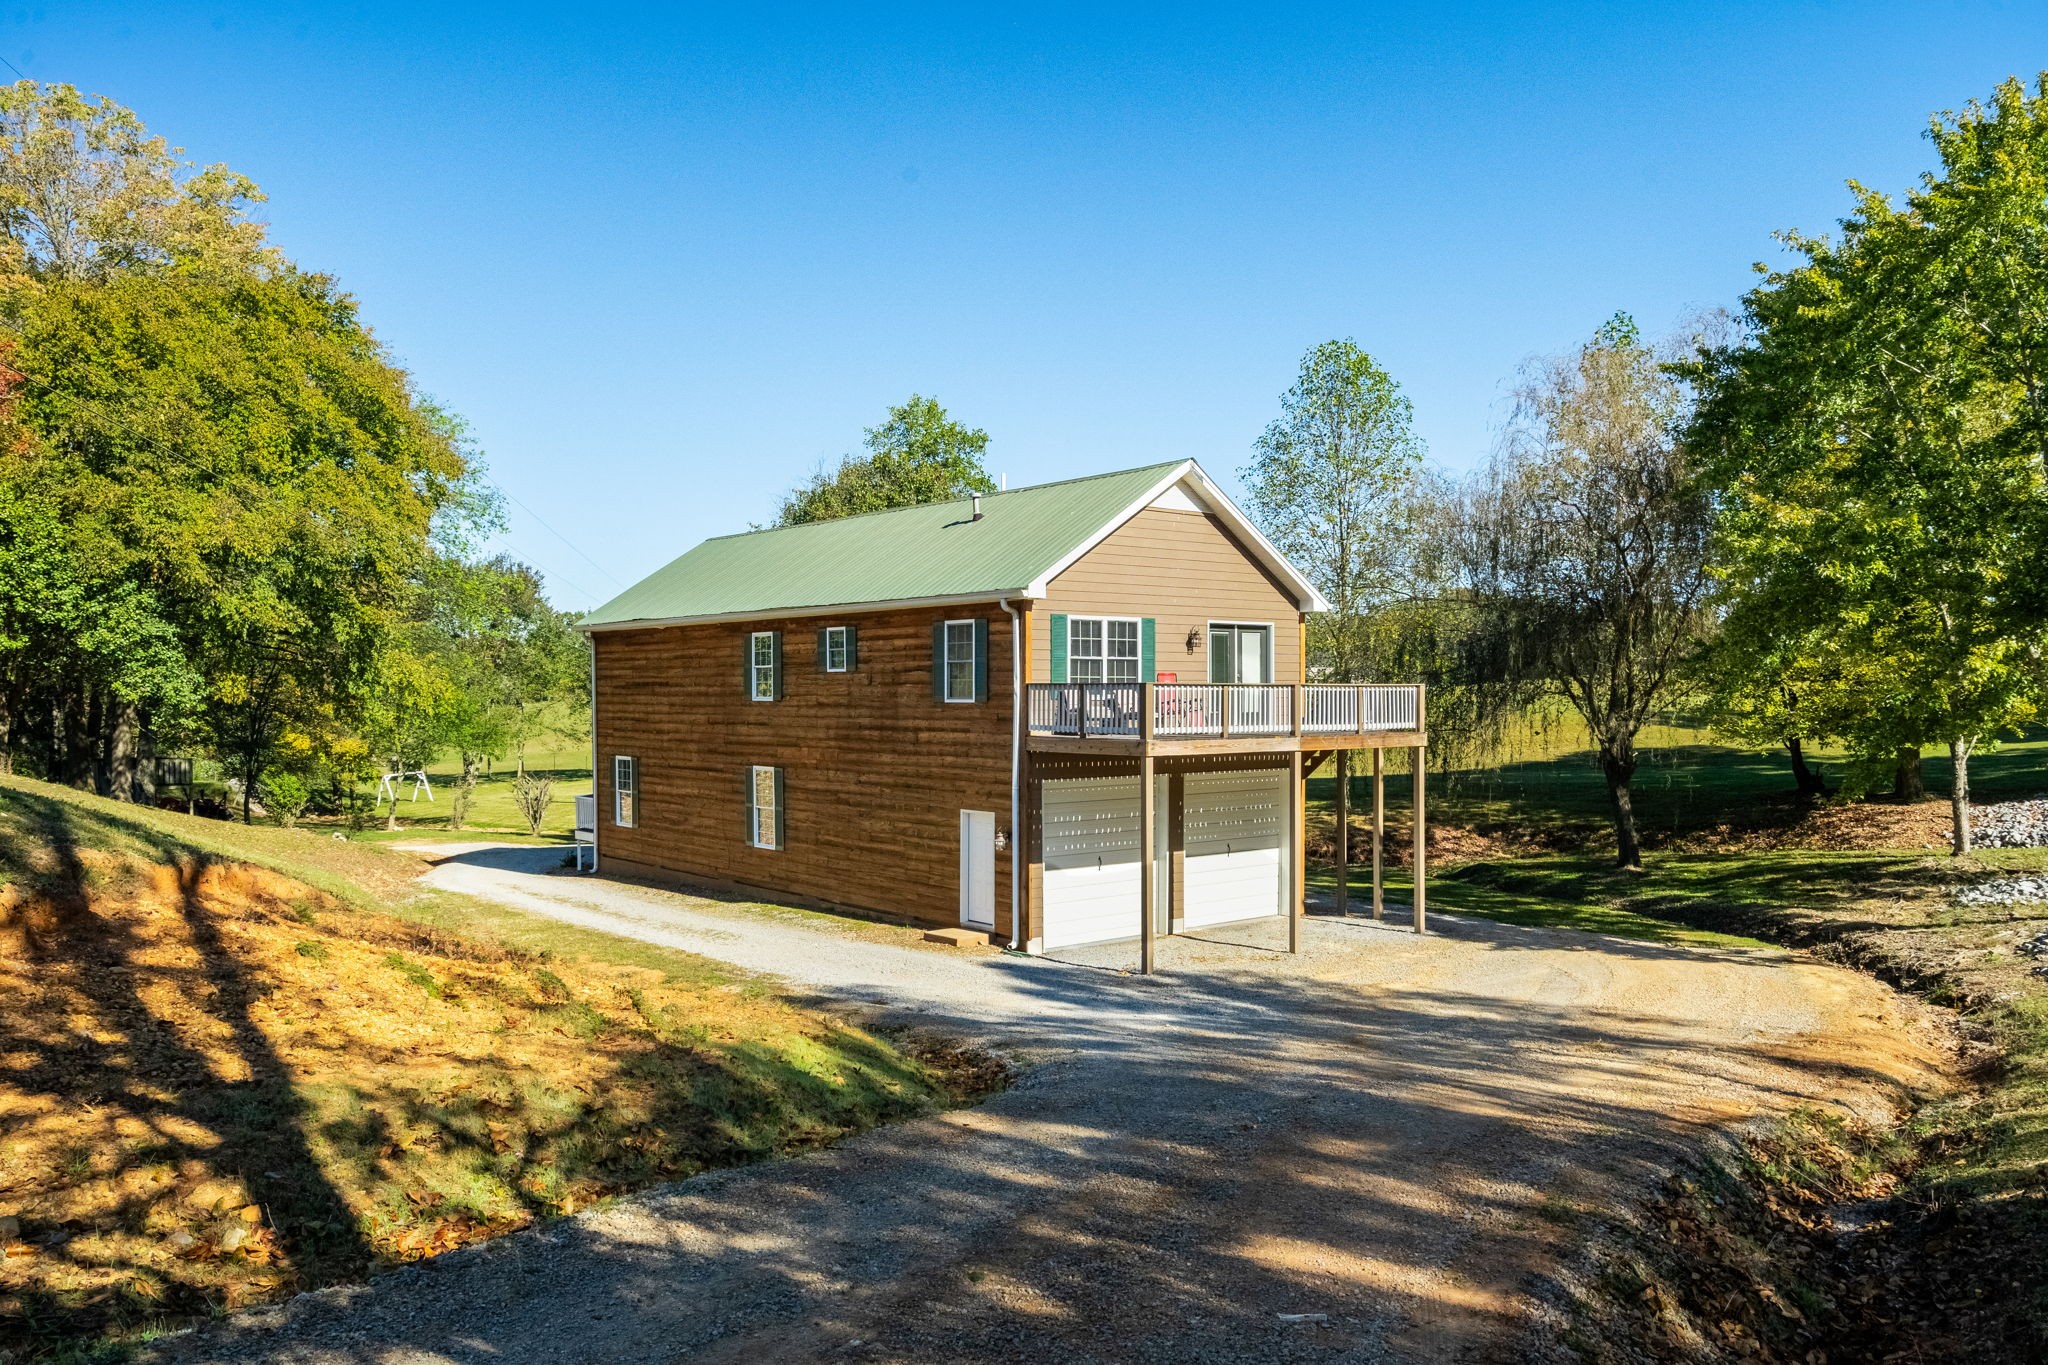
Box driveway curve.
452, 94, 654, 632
151, 846, 1950, 1365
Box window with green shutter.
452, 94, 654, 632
747, 765, 783, 849
819, 625, 854, 673
1067, 616, 1141, 683
749, 631, 781, 700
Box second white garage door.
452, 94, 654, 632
1182, 768, 1288, 930
1041, 776, 1143, 950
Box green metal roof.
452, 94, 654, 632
580, 461, 1187, 629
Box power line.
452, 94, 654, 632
0, 53, 30, 82
485, 476, 628, 591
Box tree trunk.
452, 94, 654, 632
0, 690, 12, 776
1786, 738, 1827, 799
107, 701, 138, 803
242, 755, 256, 824
1893, 747, 1925, 801
1600, 738, 1643, 870
452, 753, 477, 831
1949, 739, 1974, 857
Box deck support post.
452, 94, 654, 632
1371, 746, 1384, 920
1412, 743, 1426, 934
1289, 747, 1304, 954
1140, 750, 1156, 975
1334, 749, 1349, 916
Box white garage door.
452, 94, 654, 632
1183, 769, 1287, 930
1042, 776, 1142, 949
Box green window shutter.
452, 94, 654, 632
770, 632, 783, 700
817, 628, 829, 671
845, 625, 858, 671
973, 618, 990, 702
1048, 613, 1068, 684
744, 634, 754, 696
772, 768, 786, 849
744, 768, 755, 843
932, 622, 947, 701
1140, 617, 1156, 681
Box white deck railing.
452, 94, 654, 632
1023, 682, 1422, 740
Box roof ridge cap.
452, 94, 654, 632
704, 459, 1189, 541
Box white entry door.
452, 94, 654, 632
1182, 769, 1288, 930
959, 809, 996, 929
1041, 777, 1142, 949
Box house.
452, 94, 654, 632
577, 459, 1427, 968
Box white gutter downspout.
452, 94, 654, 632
999, 596, 1024, 950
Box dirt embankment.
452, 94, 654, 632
0, 847, 982, 1358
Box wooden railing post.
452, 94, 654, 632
1141, 682, 1155, 746
1220, 685, 1231, 740
1140, 750, 1156, 974
1078, 685, 1089, 739
1289, 746, 1304, 954
1357, 685, 1367, 735
1291, 683, 1302, 738
1413, 742, 1427, 935
1372, 746, 1384, 921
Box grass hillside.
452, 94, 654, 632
0, 773, 989, 1360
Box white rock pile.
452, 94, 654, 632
1971, 797, 2048, 848
1954, 876, 2048, 908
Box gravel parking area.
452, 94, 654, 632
150, 846, 1951, 1365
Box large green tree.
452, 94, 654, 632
1689, 75, 2048, 853
1241, 340, 1427, 684
775, 394, 995, 525
7, 268, 475, 817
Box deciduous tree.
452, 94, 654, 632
1461, 314, 1714, 869
775, 395, 994, 525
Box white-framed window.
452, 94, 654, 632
1069, 616, 1141, 684
748, 765, 782, 849
613, 755, 637, 828
823, 625, 850, 673
750, 631, 778, 701
943, 619, 977, 702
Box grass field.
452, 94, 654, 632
0, 772, 991, 1360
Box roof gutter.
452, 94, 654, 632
577, 589, 1039, 634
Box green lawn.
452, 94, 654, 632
1308, 725, 2048, 849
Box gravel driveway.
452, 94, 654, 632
151, 846, 1948, 1365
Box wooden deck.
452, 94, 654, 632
1023, 682, 1425, 756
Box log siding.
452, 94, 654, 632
594, 603, 1017, 936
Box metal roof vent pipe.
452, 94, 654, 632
972, 493, 984, 521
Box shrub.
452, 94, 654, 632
513, 772, 554, 836
262, 771, 312, 828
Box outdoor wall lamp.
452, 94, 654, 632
993, 829, 1009, 852
1185, 627, 1201, 652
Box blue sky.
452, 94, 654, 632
22, 3, 2048, 608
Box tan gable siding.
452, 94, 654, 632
593, 603, 1016, 935
1031, 506, 1303, 683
